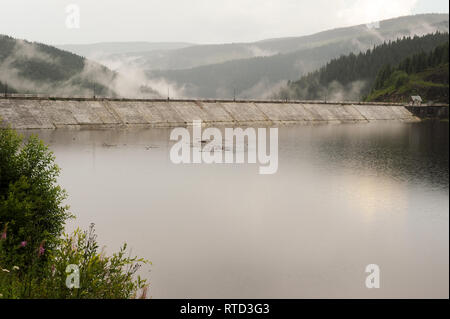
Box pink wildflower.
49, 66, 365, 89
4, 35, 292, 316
38, 241, 45, 257
1, 225, 6, 240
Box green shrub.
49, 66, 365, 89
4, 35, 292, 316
0, 129, 71, 271
393, 71, 409, 88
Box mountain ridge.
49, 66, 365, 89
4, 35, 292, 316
145, 14, 449, 99
59, 13, 449, 72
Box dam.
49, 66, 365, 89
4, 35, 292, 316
0, 96, 419, 129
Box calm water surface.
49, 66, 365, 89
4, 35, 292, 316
24, 121, 449, 298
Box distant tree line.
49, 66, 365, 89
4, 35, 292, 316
0, 82, 17, 95
373, 41, 449, 90
366, 41, 449, 103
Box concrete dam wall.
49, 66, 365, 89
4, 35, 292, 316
0, 97, 419, 129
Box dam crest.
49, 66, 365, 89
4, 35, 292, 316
0, 96, 419, 129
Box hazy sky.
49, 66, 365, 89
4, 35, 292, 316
1, 0, 448, 45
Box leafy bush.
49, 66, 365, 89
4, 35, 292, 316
393, 71, 410, 88
0, 127, 149, 298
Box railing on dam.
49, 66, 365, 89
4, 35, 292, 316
1, 93, 408, 106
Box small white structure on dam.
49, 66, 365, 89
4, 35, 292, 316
0, 96, 419, 129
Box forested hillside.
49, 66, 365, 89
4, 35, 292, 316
366, 41, 449, 103
276, 32, 449, 101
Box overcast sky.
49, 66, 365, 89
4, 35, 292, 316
1, 0, 448, 45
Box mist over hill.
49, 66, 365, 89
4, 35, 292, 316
0, 35, 161, 98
